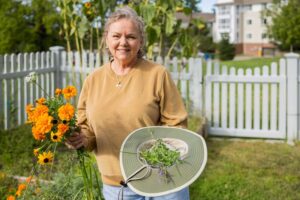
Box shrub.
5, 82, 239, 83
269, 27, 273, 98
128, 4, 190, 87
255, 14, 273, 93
218, 37, 235, 61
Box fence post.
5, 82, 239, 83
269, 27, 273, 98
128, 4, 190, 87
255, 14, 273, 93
285, 53, 299, 143
190, 58, 203, 115
50, 46, 64, 89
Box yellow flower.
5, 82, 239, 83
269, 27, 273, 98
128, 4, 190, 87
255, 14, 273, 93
57, 123, 69, 135
33, 148, 39, 156
38, 151, 54, 165
55, 88, 62, 95
58, 103, 75, 121
16, 183, 26, 196
36, 97, 46, 105
6, 195, 15, 200
62, 86, 77, 100
51, 131, 63, 142
84, 2, 91, 8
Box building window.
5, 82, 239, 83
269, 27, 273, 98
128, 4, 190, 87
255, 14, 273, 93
244, 5, 252, 11
221, 32, 229, 39
262, 18, 267, 25
246, 33, 252, 39
247, 19, 252, 25
218, 18, 230, 29
219, 6, 230, 15
262, 33, 267, 39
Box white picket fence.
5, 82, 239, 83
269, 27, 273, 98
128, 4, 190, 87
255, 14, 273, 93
0, 48, 299, 142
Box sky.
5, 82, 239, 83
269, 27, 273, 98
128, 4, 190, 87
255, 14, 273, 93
198, 0, 217, 13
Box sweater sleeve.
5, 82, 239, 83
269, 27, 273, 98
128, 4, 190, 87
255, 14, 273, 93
77, 78, 97, 151
159, 69, 188, 128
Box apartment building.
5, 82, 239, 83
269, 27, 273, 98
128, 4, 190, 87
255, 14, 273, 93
215, 0, 276, 56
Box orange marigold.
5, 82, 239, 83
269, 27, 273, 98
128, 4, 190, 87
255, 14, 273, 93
62, 86, 77, 100
35, 113, 53, 134
57, 123, 69, 134
32, 126, 46, 140
6, 195, 15, 200
16, 183, 26, 196
55, 88, 62, 95
26, 176, 33, 183
58, 103, 75, 121
27, 104, 49, 123
36, 97, 46, 105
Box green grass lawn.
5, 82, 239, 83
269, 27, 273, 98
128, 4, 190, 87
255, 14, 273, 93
1, 120, 300, 200
219, 56, 281, 69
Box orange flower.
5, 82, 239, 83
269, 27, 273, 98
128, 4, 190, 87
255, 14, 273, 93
25, 104, 34, 114
26, 176, 33, 183
32, 126, 46, 140
58, 103, 75, 121
55, 88, 62, 95
84, 2, 91, 8
35, 113, 53, 134
6, 195, 15, 200
16, 183, 26, 196
27, 104, 49, 123
57, 123, 69, 135
36, 97, 46, 105
62, 86, 77, 100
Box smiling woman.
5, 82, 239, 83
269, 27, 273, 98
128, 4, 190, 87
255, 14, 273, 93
66, 6, 189, 200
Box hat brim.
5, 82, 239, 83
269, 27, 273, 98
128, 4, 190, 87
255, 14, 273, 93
120, 126, 207, 197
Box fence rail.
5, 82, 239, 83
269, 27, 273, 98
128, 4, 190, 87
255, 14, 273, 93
0, 48, 299, 142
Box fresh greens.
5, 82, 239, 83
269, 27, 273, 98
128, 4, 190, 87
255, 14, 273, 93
139, 139, 181, 168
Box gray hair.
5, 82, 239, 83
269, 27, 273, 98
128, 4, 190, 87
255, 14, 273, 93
103, 6, 145, 58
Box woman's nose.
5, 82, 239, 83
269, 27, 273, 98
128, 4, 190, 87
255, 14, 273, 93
120, 36, 128, 46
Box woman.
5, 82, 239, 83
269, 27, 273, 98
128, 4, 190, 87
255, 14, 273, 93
67, 6, 189, 200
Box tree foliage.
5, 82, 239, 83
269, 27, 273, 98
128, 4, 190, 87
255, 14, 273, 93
217, 37, 235, 61
0, 0, 63, 54
266, 0, 300, 51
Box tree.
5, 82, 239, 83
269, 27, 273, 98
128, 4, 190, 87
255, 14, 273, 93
217, 37, 235, 61
184, 0, 201, 12
266, 0, 300, 51
0, 0, 63, 54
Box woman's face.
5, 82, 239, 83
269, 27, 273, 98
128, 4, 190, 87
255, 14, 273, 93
106, 18, 142, 65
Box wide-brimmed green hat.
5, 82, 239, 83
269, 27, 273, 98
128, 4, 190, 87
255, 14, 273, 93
120, 126, 207, 197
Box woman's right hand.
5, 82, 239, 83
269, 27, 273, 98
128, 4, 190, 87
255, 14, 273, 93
65, 131, 85, 150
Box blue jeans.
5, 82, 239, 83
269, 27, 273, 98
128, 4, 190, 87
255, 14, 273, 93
102, 184, 190, 200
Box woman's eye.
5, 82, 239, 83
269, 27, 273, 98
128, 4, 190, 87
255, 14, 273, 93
113, 35, 120, 38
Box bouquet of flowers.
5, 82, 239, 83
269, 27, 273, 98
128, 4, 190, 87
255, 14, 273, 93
6, 72, 101, 200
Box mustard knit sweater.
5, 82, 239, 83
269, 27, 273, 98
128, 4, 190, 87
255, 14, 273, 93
77, 58, 188, 186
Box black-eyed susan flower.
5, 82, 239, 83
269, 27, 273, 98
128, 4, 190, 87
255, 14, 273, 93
84, 2, 91, 8
51, 131, 63, 142
38, 151, 53, 165
33, 148, 39, 156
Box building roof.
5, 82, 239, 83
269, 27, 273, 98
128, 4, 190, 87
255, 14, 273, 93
175, 12, 215, 23
215, 0, 272, 6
